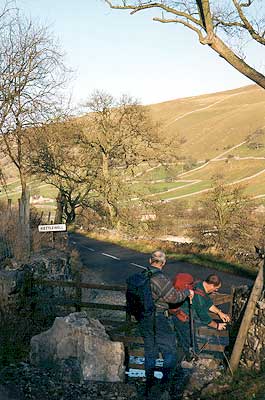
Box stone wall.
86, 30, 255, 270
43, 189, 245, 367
0, 249, 74, 314
0, 269, 17, 311
231, 285, 265, 370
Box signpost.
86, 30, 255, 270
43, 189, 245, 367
38, 224, 67, 248
38, 224, 67, 232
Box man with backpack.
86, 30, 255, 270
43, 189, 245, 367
170, 273, 230, 365
126, 250, 194, 399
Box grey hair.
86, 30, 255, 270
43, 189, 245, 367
150, 250, 166, 264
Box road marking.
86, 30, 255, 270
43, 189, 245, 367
81, 245, 95, 252
102, 253, 120, 260
130, 262, 147, 270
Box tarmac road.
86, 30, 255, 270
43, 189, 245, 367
69, 232, 254, 294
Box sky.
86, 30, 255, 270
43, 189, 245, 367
18, 0, 265, 106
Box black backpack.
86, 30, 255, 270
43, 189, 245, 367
126, 268, 162, 321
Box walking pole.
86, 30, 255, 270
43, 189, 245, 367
188, 298, 197, 360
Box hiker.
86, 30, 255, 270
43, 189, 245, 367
170, 273, 231, 364
127, 250, 194, 399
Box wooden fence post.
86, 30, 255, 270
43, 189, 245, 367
229, 286, 235, 317
229, 261, 264, 373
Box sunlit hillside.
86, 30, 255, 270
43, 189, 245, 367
149, 85, 265, 161
1, 84, 265, 209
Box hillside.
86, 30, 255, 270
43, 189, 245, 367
132, 84, 265, 203
1, 84, 265, 209
149, 84, 265, 160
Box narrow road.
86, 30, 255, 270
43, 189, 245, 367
69, 233, 253, 295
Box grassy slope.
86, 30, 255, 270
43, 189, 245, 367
149, 85, 265, 160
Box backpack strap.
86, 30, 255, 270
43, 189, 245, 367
193, 287, 206, 297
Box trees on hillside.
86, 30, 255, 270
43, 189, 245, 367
190, 176, 256, 255
0, 7, 68, 203
105, 0, 265, 89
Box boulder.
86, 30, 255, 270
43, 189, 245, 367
30, 312, 125, 382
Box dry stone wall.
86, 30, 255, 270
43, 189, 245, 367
232, 285, 265, 370
0, 249, 74, 313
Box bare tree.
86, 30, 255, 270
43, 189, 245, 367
28, 121, 99, 225
190, 176, 256, 256
105, 1, 265, 89
82, 90, 163, 227
0, 10, 69, 202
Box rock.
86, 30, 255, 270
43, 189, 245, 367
200, 382, 230, 397
196, 358, 220, 370
182, 357, 224, 397
54, 357, 84, 384
30, 312, 125, 382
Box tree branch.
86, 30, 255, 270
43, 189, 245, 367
104, 0, 265, 89
196, 0, 214, 32
105, 1, 202, 27
153, 17, 204, 41
232, 0, 265, 45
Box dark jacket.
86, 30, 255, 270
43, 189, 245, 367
180, 281, 213, 324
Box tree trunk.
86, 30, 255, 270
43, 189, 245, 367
102, 153, 109, 178
102, 153, 117, 226
209, 35, 265, 89
19, 169, 27, 204
65, 207, 76, 225
18, 187, 30, 261
18, 165, 30, 260
55, 192, 64, 224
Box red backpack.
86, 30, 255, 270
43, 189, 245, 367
169, 273, 205, 321
173, 273, 195, 291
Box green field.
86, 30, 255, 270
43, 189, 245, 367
157, 180, 211, 200
181, 159, 265, 181
134, 164, 183, 181
131, 180, 193, 196
0, 179, 58, 211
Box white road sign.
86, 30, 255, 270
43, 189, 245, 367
38, 224, 67, 232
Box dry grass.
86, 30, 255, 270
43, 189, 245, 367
149, 85, 265, 160
0, 202, 57, 261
